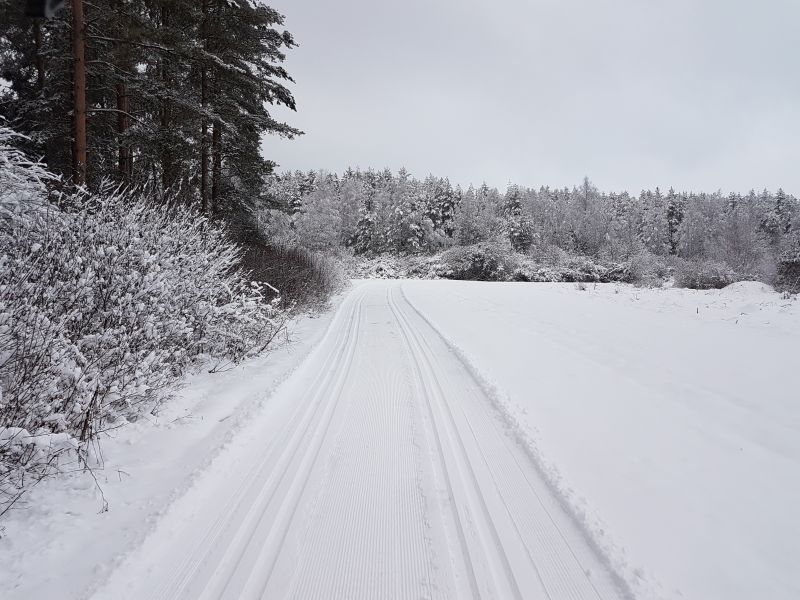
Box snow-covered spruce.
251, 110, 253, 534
0, 129, 283, 515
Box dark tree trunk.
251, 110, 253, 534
71, 0, 87, 186
33, 18, 48, 165
200, 71, 209, 212
160, 101, 173, 191
116, 82, 131, 178
211, 121, 221, 213
159, 4, 175, 192
200, 0, 209, 212
114, 0, 132, 180
33, 20, 45, 93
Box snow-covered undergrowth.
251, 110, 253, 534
342, 243, 628, 282
343, 244, 736, 289
403, 280, 800, 600
239, 241, 346, 310
0, 129, 283, 515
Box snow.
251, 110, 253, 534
77, 281, 627, 600
402, 280, 800, 600
2, 279, 798, 600
0, 304, 340, 600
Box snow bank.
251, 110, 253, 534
718, 280, 775, 297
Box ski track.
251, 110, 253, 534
90, 281, 628, 600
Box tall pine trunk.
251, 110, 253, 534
211, 121, 221, 214
114, 1, 132, 180
33, 19, 48, 165
200, 0, 209, 212
71, 0, 87, 186
33, 20, 44, 93
159, 4, 175, 192
200, 70, 209, 212
116, 82, 131, 178
160, 97, 173, 191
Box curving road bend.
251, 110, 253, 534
91, 280, 628, 600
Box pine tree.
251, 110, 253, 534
0, 0, 300, 219
666, 187, 684, 256
639, 187, 669, 255
203, 0, 300, 220
503, 185, 534, 252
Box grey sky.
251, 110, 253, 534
265, 0, 800, 195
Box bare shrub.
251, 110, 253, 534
239, 241, 344, 310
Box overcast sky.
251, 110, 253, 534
264, 0, 800, 195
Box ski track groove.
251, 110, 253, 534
388, 284, 527, 600
141, 290, 352, 600
398, 284, 631, 600
387, 289, 483, 599
392, 282, 624, 600
91, 281, 627, 600
287, 290, 436, 599
239, 294, 365, 600
172, 290, 364, 600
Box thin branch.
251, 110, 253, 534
86, 107, 153, 131
89, 35, 181, 57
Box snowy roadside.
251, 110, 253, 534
402, 280, 800, 600
0, 294, 345, 600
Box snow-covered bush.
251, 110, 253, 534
777, 235, 800, 293
509, 263, 563, 282
558, 256, 611, 282
625, 252, 671, 287
0, 129, 53, 217
674, 259, 738, 290
256, 209, 298, 248
402, 255, 440, 279
0, 131, 283, 514
435, 241, 519, 281
342, 253, 439, 280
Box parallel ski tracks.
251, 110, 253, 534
152, 290, 366, 600
388, 283, 626, 600
389, 286, 510, 598
286, 295, 437, 599
93, 282, 628, 600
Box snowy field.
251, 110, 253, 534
403, 280, 800, 600
1, 279, 798, 600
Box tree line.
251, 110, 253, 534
262, 169, 800, 283
0, 0, 299, 216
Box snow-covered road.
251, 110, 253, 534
91, 280, 627, 600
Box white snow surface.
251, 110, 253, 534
2, 280, 798, 600
402, 280, 800, 600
